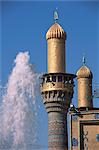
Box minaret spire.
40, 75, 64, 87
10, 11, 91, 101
54, 8, 59, 23
82, 53, 86, 66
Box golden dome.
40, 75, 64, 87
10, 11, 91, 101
76, 65, 93, 78
46, 23, 66, 40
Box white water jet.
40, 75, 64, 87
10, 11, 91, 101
0, 52, 40, 150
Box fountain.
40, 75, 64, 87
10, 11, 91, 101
0, 52, 40, 150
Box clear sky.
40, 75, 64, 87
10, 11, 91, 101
0, 0, 99, 148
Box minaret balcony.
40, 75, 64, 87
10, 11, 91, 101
40, 73, 76, 93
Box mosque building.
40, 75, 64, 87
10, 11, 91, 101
40, 11, 99, 150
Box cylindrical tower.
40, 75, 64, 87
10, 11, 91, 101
40, 12, 76, 150
46, 23, 66, 73
76, 59, 93, 109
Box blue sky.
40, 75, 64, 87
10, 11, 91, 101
0, 0, 99, 148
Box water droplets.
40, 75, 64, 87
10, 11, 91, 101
0, 52, 40, 149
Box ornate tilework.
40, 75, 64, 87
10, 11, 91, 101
96, 134, 99, 142
72, 138, 78, 146
95, 113, 99, 119
72, 115, 78, 121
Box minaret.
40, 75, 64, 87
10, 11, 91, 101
40, 11, 76, 150
76, 56, 93, 109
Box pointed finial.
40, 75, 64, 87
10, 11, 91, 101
54, 8, 59, 23
82, 53, 86, 66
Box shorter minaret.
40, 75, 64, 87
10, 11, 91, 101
76, 56, 93, 109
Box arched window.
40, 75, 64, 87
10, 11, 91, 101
58, 76, 62, 82
52, 76, 56, 82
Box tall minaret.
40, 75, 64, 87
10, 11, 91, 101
76, 56, 93, 109
40, 11, 76, 150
